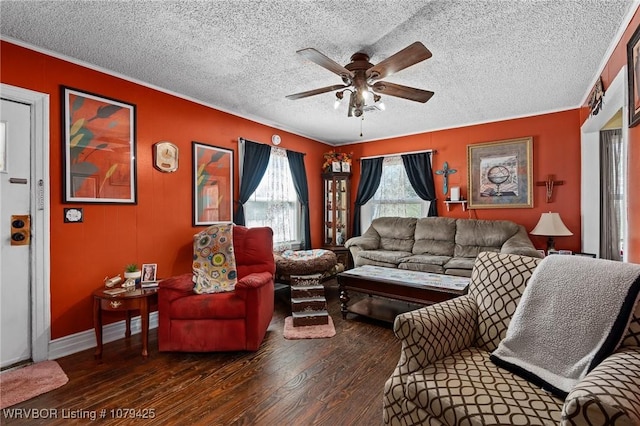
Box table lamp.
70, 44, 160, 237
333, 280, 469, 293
530, 212, 573, 251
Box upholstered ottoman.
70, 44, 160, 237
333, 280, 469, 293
274, 249, 342, 283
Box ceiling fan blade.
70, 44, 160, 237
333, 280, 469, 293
371, 81, 434, 103
366, 42, 432, 81
297, 48, 355, 81
286, 84, 349, 100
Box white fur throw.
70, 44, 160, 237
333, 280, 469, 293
490, 255, 640, 398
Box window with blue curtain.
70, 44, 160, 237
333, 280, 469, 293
244, 146, 301, 245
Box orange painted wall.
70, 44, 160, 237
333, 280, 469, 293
4, 8, 637, 341
579, 9, 640, 263
342, 109, 583, 253
1, 41, 329, 338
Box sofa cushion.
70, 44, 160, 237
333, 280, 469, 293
357, 249, 412, 266
400, 254, 450, 266
454, 219, 519, 258
413, 217, 456, 256
371, 217, 417, 252
398, 254, 451, 275
445, 268, 472, 277
405, 348, 562, 423
443, 257, 476, 271
398, 262, 445, 274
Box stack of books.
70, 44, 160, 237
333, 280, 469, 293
141, 281, 159, 289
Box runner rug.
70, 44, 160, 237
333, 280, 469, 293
1, 361, 69, 409
283, 316, 336, 339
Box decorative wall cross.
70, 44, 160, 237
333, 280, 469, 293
435, 161, 457, 195
535, 174, 565, 203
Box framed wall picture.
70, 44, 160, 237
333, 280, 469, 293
628, 24, 640, 127
62, 87, 137, 203
467, 137, 533, 209
192, 142, 234, 226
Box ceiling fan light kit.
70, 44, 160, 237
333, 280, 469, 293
287, 42, 434, 120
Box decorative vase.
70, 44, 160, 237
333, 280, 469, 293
336, 231, 345, 245
123, 270, 141, 288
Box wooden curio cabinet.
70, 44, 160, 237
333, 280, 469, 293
322, 172, 352, 269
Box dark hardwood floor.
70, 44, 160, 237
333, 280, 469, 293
2, 280, 402, 425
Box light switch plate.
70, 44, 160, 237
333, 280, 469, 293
64, 207, 83, 223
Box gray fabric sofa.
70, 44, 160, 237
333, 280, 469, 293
344, 216, 542, 277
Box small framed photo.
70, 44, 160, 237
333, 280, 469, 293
331, 161, 342, 172
141, 263, 157, 282
537, 249, 546, 258
558, 250, 573, 255
341, 161, 351, 173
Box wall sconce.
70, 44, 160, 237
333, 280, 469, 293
530, 212, 573, 251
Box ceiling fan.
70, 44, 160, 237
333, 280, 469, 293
286, 42, 434, 118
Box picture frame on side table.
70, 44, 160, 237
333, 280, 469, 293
627, 23, 640, 127
467, 137, 533, 209
62, 86, 137, 203
141, 263, 157, 282
192, 142, 234, 226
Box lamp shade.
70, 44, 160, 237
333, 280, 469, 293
530, 212, 573, 236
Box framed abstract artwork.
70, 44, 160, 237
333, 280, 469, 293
467, 137, 533, 209
627, 23, 640, 127
62, 87, 137, 203
192, 142, 234, 226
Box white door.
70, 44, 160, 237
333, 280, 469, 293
0, 98, 32, 369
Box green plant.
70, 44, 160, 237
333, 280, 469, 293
125, 263, 139, 272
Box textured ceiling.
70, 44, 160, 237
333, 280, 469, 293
0, 1, 635, 146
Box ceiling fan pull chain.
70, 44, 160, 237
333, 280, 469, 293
360, 116, 364, 137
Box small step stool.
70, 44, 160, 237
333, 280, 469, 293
290, 273, 329, 326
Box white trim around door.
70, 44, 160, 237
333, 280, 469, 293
1, 83, 51, 363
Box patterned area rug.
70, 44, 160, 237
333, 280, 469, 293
1, 361, 69, 408
283, 316, 336, 339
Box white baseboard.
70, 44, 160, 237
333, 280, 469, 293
48, 312, 158, 360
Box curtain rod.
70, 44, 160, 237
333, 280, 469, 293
238, 137, 306, 156
359, 148, 437, 160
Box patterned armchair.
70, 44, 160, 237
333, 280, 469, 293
158, 226, 275, 352
383, 252, 640, 425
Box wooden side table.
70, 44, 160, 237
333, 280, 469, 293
327, 246, 352, 270
93, 287, 158, 359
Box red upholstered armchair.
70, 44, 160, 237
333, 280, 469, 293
158, 226, 275, 352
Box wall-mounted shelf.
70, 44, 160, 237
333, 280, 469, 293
444, 200, 467, 211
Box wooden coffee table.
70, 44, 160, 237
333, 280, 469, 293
337, 265, 469, 322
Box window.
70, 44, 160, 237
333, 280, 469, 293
244, 147, 300, 245
600, 128, 625, 260
361, 156, 430, 230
